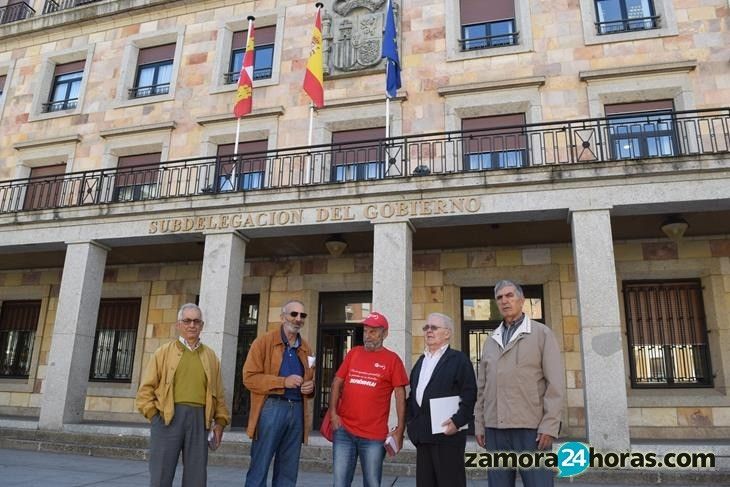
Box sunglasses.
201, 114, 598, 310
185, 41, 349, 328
180, 318, 204, 326
422, 324, 445, 332
289, 311, 308, 319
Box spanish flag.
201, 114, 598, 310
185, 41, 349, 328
234, 17, 255, 118
302, 3, 324, 108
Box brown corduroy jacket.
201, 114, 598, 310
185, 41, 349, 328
243, 327, 315, 441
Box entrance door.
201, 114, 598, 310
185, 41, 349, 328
232, 295, 259, 428
314, 291, 371, 429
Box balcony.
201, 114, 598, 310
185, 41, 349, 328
42, 0, 101, 14
1, 108, 728, 214
0, 2, 34, 25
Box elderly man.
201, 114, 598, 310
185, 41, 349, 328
136, 303, 230, 487
329, 311, 409, 487
406, 312, 476, 487
242, 299, 315, 487
475, 280, 565, 487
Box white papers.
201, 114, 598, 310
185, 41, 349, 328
384, 435, 400, 456
430, 396, 467, 434
308, 355, 316, 368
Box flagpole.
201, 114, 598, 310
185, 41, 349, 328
305, 103, 314, 183
232, 15, 255, 187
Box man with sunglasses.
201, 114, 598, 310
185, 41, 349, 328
243, 299, 316, 487
406, 312, 477, 487
136, 303, 230, 487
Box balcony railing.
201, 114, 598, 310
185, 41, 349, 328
128, 83, 170, 98
42, 98, 79, 113
42, 0, 101, 14
0, 2, 34, 25
1, 108, 728, 214
596, 15, 661, 35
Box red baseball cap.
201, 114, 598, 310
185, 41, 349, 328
362, 311, 389, 329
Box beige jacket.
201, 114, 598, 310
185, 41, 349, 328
474, 317, 564, 437
135, 340, 230, 427
243, 327, 315, 441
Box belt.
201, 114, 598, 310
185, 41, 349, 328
268, 395, 302, 404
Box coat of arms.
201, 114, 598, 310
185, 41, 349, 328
322, 0, 399, 76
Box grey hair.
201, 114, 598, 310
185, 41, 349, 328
494, 280, 524, 299
427, 312, 454, 332
178, 303, 203, 321
281, 299, 305, 314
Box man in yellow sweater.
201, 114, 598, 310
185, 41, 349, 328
136, 303, 230, 487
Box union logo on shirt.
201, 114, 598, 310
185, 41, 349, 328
374, 362, 386, 370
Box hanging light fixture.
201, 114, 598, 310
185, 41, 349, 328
325, 234, 347, 257
660, 215, 689, 241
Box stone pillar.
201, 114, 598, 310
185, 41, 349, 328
571, 209, 630, 450
199, 231, 247, 417
39, 241, 108, 430
372, 221, 413, 368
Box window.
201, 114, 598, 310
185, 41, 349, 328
131, 44, 175, 98
461, 286, 544, 376
216, 140, 267, 191
89, 298, 141, 382
113, 153, 161, 202
0, 74, 5, 96
331, 128, 386, 182
43, 61, 84, 113
595, 0, 658, 35
459, 0, 517, 50
225, 26, 276, 84
462, 114, 528, 170
606, 100, 676, 160
623, 280, 712, 388
0, 301, 40, 378
23, 163, 66, 210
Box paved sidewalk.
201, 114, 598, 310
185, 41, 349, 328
0, 447, 698, 487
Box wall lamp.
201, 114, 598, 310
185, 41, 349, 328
661, 215, 689, 241
325, 234, 348, 257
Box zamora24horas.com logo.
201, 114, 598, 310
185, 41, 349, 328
464, 442, 716, 478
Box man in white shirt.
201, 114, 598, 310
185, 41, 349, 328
406, 313, 477, 487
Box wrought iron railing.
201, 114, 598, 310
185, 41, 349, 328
0, 1, 34, 25
42, 98, 78, 113
1, 108, 728, 214
224, 68, 273, 84
596, 15, 661, 35
128, 83, 170, 98
43, 0, 101, 14
459, 32, 520, 51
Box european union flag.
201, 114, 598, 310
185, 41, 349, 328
382, 0, 401, 99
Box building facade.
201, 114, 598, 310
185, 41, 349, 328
0, 0, 729, 451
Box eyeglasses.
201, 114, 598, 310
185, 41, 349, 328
180, 318, 203, 326
422, 324, 445, 332
289, 311, 308, 319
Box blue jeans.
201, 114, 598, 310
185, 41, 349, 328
244, 398, 303, 487
485, 427, 554, 487
333, 427, 385, 487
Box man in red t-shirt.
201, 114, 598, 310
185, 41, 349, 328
329, 311, 409, 487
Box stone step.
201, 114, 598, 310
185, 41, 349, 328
2, 427, 729, 484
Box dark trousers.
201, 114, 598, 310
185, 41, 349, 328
149, 404, 208, 487
416, 441, 467, 487
485, 427, 554, 487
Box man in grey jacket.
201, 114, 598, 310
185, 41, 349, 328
474, 280, 565, 487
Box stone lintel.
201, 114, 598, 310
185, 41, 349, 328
579, 61, 698, 82
196, 106, 285, 126
321, 92, 408, 110
13, 135, 81, 151
437, 76, 546, 97
99, 121, 176, 139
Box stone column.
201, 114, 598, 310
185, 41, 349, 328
571, 209, 630, 450
39, 241, 108, 430
199, 231, 247, 417
372, 221, 413, 368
